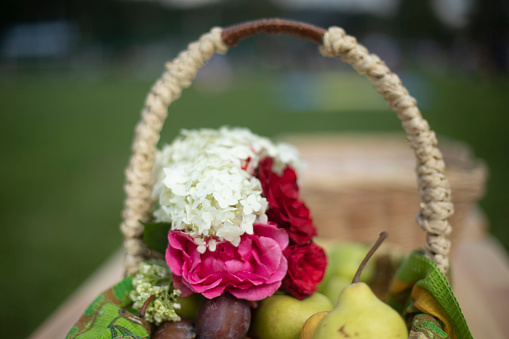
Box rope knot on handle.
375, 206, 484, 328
320, 26, 454, 273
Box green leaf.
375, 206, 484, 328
141, 221, 172, 254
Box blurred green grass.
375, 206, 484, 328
1, 69, 508, 337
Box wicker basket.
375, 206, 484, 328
281, 133, 487, 252
120, 18, 457, 279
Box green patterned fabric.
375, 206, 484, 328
67, 250, 472, 338
66, 276, 152, 338
409, 313, 449, 339
388, 250, 472, 339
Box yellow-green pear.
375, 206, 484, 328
253, 292, 333, 339
321, 275, 350, 305
313, 232, 408, 339
318, 242, 375, 291
331, 243, 373, 278
300, 311, 329, 339
314, 282, 408, 338
175, 293, 203, 321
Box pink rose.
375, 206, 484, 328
166, 222, 289, 300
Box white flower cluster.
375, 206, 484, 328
153, 127, 301, 250
130, 260, 181, 325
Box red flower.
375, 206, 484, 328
257, 157, 316, 244
281, 243, 327, 299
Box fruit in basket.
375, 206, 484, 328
152, 319, 196, 339
176, 294, 203, 321
328, 243, 375, 280
253, 292, 333, 339
313, 232, 408, 339
319, 275, 351, 305
318, 242, 376, 304
314, 282, 408, 338
195, 293, 251, 339
299, 311, 329, 339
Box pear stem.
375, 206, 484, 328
352, 231, 388, 284
138, 294, 156, 317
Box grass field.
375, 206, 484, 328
1, 68, 508, 337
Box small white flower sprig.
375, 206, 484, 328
153, 127, 302, 251
130, 260, 181, 325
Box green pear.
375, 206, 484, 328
319, 242, 375, 291
176, 293, 203, 321
253, 292, 333, 339
313, 232, 408, 339
314, 282, 408, 338
321, 275, 350, 305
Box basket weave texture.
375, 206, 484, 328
284, 134, 487, 252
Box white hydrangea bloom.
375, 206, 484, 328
153, 127, 302, 248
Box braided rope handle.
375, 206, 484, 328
120, 19, 454, 276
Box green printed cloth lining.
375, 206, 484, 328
409, 313, 449, 339
387, 250, 472, 339
67, 250, 472, 338
66, 276, 151, 338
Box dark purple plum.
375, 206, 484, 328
195, 293, 251, 339
152, 319, 196, 339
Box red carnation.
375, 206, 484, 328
281, 243, 327, 299
257, 157, 316, 244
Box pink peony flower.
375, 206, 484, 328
166, 222, 289, 300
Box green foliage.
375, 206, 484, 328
142, 221, 172, 254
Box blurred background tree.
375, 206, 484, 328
468, 0, 509, 73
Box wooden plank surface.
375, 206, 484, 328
452, 236, 509, 339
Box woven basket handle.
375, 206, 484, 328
120, 18, 454, 276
